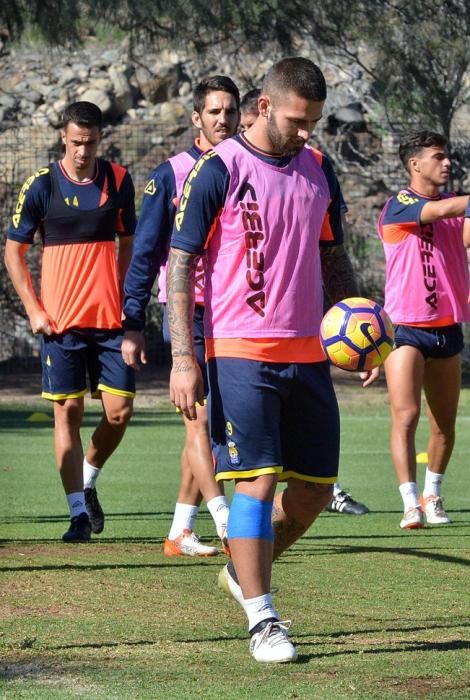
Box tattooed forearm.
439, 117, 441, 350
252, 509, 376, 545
320, 243, 359, 305
167, 247, 198, 358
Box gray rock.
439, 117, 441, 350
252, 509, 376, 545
58, 67, 76, 87
179, 81, 191, 97
19, 98, 36, 115
333, 102, 366, 125
101, 48, 121, 65
451, 103, 470, 140
53, 98, 68, 116
12, 80, 28, 93
31, 105, 50, 126
108, 65, 131, 95
0, 94, 16, 109
137, 75, 170, 105
160, 100, 188, 126
80, 88, 112, 115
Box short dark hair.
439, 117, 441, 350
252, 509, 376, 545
240, 88, 261, 115
193, 75, 240, 114
62, 101, 103, 130
262, 57, 327, 104
399, 130, 448, 169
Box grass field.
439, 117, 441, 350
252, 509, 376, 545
1, 381, 469, 699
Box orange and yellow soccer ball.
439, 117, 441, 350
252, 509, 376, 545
320, 297, 395, 371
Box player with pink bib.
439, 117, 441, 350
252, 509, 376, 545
378, 130, 470, 530
167, 58, 378, 663
122, 76, 240, 557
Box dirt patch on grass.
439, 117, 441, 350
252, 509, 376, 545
0, 542, 159, 557
0, 604, 67, 619
384, 675, 470, 695
0, 659, 64, 679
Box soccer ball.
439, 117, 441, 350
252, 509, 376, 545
320, 297, 395, 372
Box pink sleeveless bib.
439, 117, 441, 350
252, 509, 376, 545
379, 198, 469, 323
203, 140, 331, 339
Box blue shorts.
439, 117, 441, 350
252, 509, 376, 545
40, 329, 136, 401
394, 324, 464, 360
162, 304, 209, 396
208, 358, 340, 483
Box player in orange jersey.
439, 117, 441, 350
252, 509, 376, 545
5, 101, 136, 542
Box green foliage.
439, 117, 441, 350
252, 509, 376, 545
367, 1, 470, 137
1, 0, 82, 44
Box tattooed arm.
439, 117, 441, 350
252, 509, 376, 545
167, 246, 204, 420
320, 243, 380, 386
320, 243, 359, 306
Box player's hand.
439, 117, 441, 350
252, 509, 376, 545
29, 310, 54, 336
170, 356, 204, 421
122, 330, 147, 369
360, 366, 381, 387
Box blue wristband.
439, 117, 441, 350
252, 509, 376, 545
465, 198, 470, 218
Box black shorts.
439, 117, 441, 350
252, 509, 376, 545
394, 324, 464, 360
41, 328, 135, 400
208, 357, 340, 483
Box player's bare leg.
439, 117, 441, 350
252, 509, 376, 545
384, 346, 425, 528
53, 397, 91, 541
86, 392, 133, 466
165, 404, 229, 557
182, 405, 223, 504
54, 397, 85, 493
228, 475, 277, 598
164, 443, 217, 557
226, 474, 297, 662
421, 354, 461, 524
176, 445, 204, 508
83, 392, 133, 534
222, 480, 332, 594
272, 480, 332, 559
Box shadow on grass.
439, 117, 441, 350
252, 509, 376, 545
0, 511, 185, 524
44, 628, 470, 658
321, 509, 470, 515
295, 638, 470, 663
0, 557, 222, 572
1, 538, 468, 570
279, 541, 470, 567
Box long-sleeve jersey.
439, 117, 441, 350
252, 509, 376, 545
123, 143, 202, 331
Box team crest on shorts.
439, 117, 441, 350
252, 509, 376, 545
227, 440, 240, 466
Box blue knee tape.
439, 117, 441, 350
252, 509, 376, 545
227, 493, 273, 540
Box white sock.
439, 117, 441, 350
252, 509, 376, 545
399, 482, 419, 511
168, 503, 199, 540
244, 593, 279, 632
207, 495, 230, 538
66, 492, 87, 518
83, 458, 101, 490
333, 482, 342, 497
423, 469, 444, 498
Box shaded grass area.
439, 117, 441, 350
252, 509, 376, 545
1, 388, 469, 699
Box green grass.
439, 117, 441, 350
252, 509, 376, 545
1, 385, 469, 699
